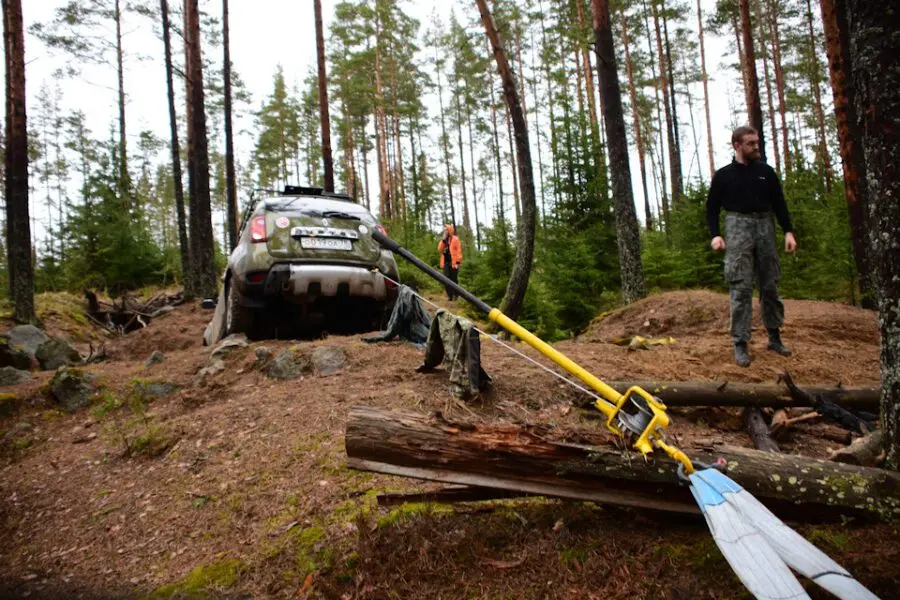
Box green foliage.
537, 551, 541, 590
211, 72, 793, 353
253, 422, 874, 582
641, 173, 857, 302
61, 173, 166, 294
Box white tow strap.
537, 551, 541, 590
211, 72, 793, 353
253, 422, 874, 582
689, 468, 880, 600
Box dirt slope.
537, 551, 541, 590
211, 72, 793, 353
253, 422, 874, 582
0, 290, 896, 600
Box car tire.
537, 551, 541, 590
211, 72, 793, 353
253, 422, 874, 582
225, 279, 257, 338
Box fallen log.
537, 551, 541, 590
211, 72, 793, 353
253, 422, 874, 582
830, 431, 885, 467
377, 486, 533, 506
345, 406, 900, 522
742, 407, 779, 452
597, 380, 879, 411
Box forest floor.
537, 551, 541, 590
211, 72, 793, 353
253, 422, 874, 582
1, 288, 898, 600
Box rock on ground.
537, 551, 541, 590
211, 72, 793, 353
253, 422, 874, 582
311, 346, 347, 376
0, 366, 33, 386
36, 338, 82, 371
266, 347, 311, 380
49, 367, 98, 413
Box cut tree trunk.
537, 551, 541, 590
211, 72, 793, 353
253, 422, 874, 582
830, 431, 885, 467
345, 406, 900, 521
743, 406, 780, 452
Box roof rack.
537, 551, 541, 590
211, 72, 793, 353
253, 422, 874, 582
282, 185, 352, 201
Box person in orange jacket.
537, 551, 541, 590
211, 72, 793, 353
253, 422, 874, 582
438, 224, 463, 300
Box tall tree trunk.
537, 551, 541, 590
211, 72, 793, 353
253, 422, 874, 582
845, 0, 900, 470
454, 89, 471, 241
465, 101, 481, 246
436, 63, 456, 229
489, 77, 505, 229
515, 20, 528, 129
591, 0, 647, 304
374, 13, 391, 219
650, 1, 681, 206
408, 116, 419, 232
314, 0, 334, 192
577, 0, 601, 152
696, 0, 715, 177
767, 0, 791, 171
504, 101, 521, 225
392, 99, 406, 221
361, 120, 371, 211
805, 0, 832, 190
476, 0, 537, 323
620, 10, 652, 231
161, 0, 191, 298
184, 0, 216, 299
643, 4, 669, 232
731, 12, 753, 121
114, 0, 129, 201
662, 12, 683, 199
820, 0, 872, 308
757, 0, 781, 176
222, 0, 238, 251
3, 0, 35, 323
537, 1, 561, 210
528, 27, 547, 221
739, 0, 767, 163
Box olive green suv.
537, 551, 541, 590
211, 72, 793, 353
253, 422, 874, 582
206, 186, 401, 342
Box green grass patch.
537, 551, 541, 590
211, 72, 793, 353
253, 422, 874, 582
145, 559, 245, 600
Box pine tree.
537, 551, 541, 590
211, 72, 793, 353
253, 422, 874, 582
31, 0, 132, 199
314, 0, 335, 192
184, 0, 217, 299
476, 0, 537, 322
591, 0, 646, 303
3, 0, 35, 323
845, 0, 900, 470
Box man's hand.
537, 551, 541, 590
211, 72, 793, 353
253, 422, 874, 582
711, 236, 726, 252
785, 232, 797, 253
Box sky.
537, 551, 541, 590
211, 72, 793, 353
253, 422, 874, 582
20, 0, 757, 242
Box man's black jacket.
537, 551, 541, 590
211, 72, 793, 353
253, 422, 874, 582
706, 158, 793, 238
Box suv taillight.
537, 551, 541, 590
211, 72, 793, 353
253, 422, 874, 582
250, 215, 267, 243
375, 224, 387, 236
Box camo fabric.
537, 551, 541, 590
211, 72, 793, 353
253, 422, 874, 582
362, 285, 431, 347
418, 309, 492, 400
724, 213, 784, 345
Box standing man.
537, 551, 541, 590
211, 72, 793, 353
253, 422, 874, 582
438, 224, 463, 301
707, 126, 797, 368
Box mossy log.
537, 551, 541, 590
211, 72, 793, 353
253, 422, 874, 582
345, 406, 900, 522
601, 380, 879, 410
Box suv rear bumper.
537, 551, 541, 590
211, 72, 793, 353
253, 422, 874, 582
236, 263, 393, 304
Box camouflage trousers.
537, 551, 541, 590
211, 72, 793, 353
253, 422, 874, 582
724, 212, 785, 345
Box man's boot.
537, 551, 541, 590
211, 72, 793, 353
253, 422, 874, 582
734, 342, 751, 368
767, 328, 792, 356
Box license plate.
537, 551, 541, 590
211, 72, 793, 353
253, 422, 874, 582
300, 237, 352, 251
